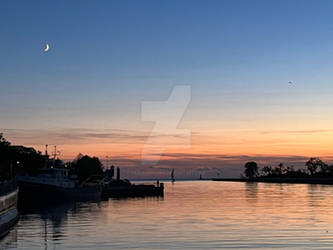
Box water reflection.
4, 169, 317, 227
4, 181, 333, 249
244, 182, 258, 202
0, 227, 17, 249
17, 200, 105, 249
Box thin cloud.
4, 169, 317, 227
1, 128, 192, 145
260, 129, 333, 134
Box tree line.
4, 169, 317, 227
244, 158, 332, 179
0, 134, 103, 182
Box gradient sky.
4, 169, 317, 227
2, 0, 333, 178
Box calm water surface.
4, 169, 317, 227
2, 181, 333, 249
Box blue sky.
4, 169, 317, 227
2, 0, 333, 177
2, 1, 333, 118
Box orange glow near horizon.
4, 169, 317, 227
4, 126, 333, 178
19, 128, 333, 161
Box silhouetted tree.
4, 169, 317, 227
319, 161, 329, 174
305, 158, 327, 175
72, 155, 103, 181
12, 146, 45, 175
244, 161, 258, 178
327, 165, 333, 175
283, 165, 294, 174
0, 134, 12, 180
0, 133, 10, 147
0, 134, 45, 179
271, 166, 282, 175
261, 166, 273, 176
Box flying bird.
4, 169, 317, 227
288, 81, 294, 84
44, 43, 50, 52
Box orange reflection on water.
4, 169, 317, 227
16, 181, 333, 248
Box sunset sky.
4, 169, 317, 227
2, 0, 333, 178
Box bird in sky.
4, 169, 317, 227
288, 81, 294, 85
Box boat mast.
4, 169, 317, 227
52, 145, 60, 167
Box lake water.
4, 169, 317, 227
2, 181, 333, 249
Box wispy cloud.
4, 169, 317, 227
260, 129, 333, 134
1, 128, 190, 146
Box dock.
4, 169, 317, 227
102, 182, 164, 198
101, 167, 164, 198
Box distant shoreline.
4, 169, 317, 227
212, 177, 333, 185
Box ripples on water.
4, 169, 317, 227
2, 181, 333, 249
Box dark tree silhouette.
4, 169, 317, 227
11, 146, 45, 175
0, 134, 12, 180
0, 133, 10, 147
244, 161, 258, 178
0, 133, 45, 179
72, 155, 103, 181
305, 158, 327, 175
261, 166, 273, 176
319, 161, 329, 173
285, 165, 294, 173
327, 165, 333, 174
0, 133, 46, 180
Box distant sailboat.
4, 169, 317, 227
171, 168, 175, 183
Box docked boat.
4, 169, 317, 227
0, 181, 19, 238
17, 167, 101, 203
16, 146, 102, 203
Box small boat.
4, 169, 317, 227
171, 169, 175, 183
17, 167, 101, 203
0, 181, 19, 238
16, 146, 101, 203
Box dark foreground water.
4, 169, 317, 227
2, 181, 333, 249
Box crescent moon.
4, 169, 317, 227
44, 43, 50, 52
